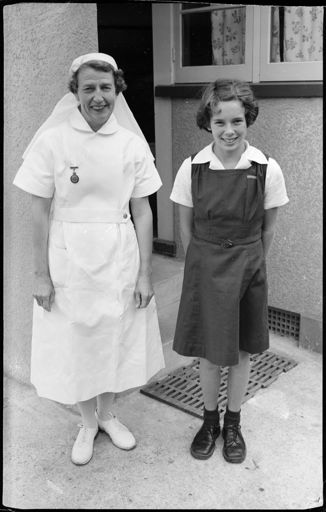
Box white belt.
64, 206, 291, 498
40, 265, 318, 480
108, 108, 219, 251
52, 208, 131, 223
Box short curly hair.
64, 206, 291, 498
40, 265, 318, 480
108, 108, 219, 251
196, 79, 259, 131
68, 60, 127, 95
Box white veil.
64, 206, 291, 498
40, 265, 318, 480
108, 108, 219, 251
23, 53, 152, 159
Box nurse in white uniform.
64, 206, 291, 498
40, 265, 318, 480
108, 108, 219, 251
13, 53, 165, 465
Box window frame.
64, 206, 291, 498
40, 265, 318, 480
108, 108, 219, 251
173, 3, 254, 83
173, 4, 323, 83
259, 6, 323, 82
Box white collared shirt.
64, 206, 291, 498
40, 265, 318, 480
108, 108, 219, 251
69, 107, 120, 135
170, 141, 289, 210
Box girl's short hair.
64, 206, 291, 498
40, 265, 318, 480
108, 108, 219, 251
68, 61, 127, 94
196, 79, 258, 131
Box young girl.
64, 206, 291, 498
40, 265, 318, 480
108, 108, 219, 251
170, 79, 289, 463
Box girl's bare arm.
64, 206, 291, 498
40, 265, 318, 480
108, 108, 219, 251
179, 204, 193, 255
262, 207, 278, 256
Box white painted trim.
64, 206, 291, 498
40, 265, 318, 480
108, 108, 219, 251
259, 6, 323, 82
252, 5, 261, 83
153, 99, 174, 241
172, 4, 323, 83
152, 3, 174, 85
174, 4, 253, 83
180, 4, 244, 15
152, 4, 174, 241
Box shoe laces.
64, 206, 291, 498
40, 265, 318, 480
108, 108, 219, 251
76, 424, 96, 444
111, 416, 130, 432
202, 420, 219, 433
96, 409, 115, 421
224, 424, 240, 445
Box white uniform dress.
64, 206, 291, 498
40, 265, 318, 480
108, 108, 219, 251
13, 108, 165, 404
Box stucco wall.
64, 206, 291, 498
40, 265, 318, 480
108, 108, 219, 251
4, 3, 98, 383
171, 97, 322, 332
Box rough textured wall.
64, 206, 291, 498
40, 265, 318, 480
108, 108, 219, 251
171, 98, 322, 322
4, 3, 98, 384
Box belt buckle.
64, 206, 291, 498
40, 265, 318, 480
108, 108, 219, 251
221, 239, 233, 248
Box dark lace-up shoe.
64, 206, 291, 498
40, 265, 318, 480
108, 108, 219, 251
190, 421, 221, 460
222, 423, 246, 463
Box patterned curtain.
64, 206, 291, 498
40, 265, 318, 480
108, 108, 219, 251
211, 7, 245, 65
271, 6, 323, 62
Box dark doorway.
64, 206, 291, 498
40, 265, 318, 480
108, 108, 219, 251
97, 2, 157, 236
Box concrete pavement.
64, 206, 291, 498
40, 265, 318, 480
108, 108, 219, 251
3, 332, 322, 510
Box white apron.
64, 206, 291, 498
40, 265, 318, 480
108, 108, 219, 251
15, 110, 165, 404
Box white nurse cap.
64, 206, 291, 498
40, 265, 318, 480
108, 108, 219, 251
69, 53, 118, 76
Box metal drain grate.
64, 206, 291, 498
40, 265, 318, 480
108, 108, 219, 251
268, 306, 300, 340
140, 351, 297, 419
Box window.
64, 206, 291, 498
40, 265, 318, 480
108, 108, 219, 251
174, 4, 323, 82
260, 6, 323, 81
174, 3, 253, 82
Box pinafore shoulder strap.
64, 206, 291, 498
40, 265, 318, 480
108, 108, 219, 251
256, 153, 269, 186
190, 151, 269, 184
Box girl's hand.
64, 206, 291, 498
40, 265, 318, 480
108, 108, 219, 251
134, 274, 154, 309
33, 273, 55, 312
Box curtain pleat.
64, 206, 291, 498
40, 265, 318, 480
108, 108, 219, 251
271, 6, 323, 63
211, 8, 245, 65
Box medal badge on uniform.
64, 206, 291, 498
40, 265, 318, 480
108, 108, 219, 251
70, 165, 79, 183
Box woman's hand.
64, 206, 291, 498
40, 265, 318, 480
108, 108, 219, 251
33, 273, 55, 312
134, 274, 154, 308
31, 195, 54, 311
130, 196, 155, 309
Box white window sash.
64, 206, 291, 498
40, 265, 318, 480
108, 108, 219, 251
173, 3, 254, 83
259, 6, 323, 82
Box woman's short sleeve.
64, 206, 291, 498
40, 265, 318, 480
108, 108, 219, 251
170, 157, 193, 207
131, 140, 162, 198
13, 132, 55, 198
264, 158, 289, 209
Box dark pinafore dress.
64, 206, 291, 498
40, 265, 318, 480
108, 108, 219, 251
173, 155, 270, 366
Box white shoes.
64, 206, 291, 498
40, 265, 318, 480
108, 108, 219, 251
71, 424, 99, 465
95, 409, 136, 450
71, 412, 136, 465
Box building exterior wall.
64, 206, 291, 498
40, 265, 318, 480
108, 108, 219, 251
3, 3, 98, 384
171, 97, 322, 348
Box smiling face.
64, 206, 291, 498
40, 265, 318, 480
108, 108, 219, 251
210, 100, 247, 162
74, 66, 117, 131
